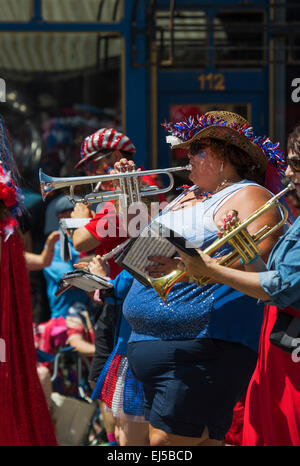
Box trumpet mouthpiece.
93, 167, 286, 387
282, 177, 296, 192
287, 181, 296, 191
283, 181, 296, 193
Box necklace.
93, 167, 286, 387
174, 178, 241, 210
194, 178, 241, 201
213, 177, 241, 193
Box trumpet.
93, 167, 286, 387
149, 182, 295, 302
39, 165, 192, 204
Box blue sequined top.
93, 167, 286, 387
123, 180, 266, 352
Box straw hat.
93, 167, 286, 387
164, 110, 282, 176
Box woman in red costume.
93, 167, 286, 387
0, 117, 57, 446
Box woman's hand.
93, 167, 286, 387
145, 256, 183, 278
25, 230, 60, 270
89, 255, 110, 277
215, 209, 238, 235
74, 255, 110, 277
177, 250, 216, 280
74, 261, 89, 270
114, 158, 141, 174
71, 202, 93, 219
113, 158, 142, 191
41, 231, 60, 267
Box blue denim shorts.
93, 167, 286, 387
127, 338, 257, 439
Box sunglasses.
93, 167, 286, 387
83, 151, 113, 173
188, 141, 210, 156
286, 158, 300, 172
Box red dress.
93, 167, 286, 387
84, 200, 125, 278
225, 397, 246, 446
0, 226, 57, 445
243, 305, 300, 446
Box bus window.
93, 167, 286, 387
42, 0, 123, 23
213, 11, 265, 68
0, 0, 32, 21
155, 9, 208, 67
289, 33, 300, 63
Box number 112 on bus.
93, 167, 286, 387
197, 73, 226, 91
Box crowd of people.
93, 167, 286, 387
1, 108, 300, 446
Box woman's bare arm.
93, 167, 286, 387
72, 227, 100, 252
68, 335, 95, 358
25, 231, 60, 271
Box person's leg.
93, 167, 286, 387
115, 417, 149, 446
88, 305, 120, 443
37, 365, 52, 411
89, 379, 116, 444
99, 401, 117, 444
149, 425, 223, 446
88, 307, 118, 385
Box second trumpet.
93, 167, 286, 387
39, 165, 192, 205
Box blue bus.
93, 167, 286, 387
0, 0, 298, 179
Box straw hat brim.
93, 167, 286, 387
172, 125, 268, 175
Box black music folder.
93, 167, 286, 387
56, 269, 113, 296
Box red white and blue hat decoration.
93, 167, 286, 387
163, 110, 286, 177
75, 128, 136, 168
0, 117, 24, 238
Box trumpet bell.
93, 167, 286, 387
147, 268, 186, 303
39, 170, 56, 200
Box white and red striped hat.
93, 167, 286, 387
75, 128, 136, 168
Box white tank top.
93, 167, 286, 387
156, 180, 275, 249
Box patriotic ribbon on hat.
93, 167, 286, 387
0, 116, 21, 184
0, 163, 23, 240
0, 164, 24, 217
162, 114, 287, 177
0, 217, 18, 241
0, 116, 24, 232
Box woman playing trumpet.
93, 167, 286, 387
117, 111, 287, 446
178, 124, 300, 446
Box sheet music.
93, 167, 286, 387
102, 238, 132, 261
120, 224, 177, 280
59, 218, 90, 233
57, 269, 113, 294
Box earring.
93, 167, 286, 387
220, 162, 224, 173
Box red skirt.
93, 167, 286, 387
243, 304, 300, 446
0, 230, 57, 446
